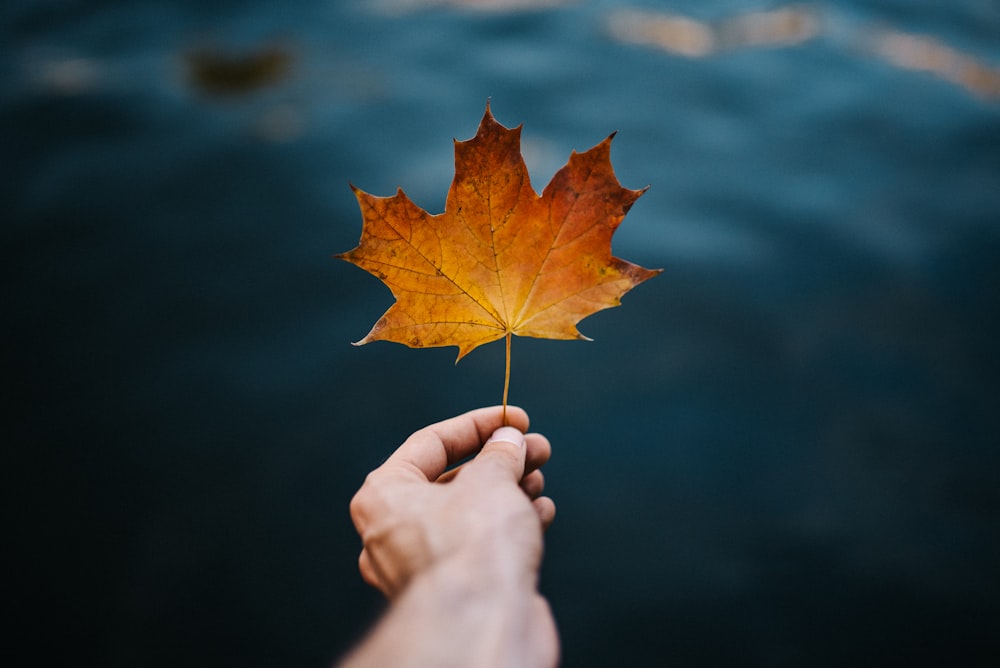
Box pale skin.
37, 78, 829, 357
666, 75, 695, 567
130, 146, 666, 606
339, 406, 559, 668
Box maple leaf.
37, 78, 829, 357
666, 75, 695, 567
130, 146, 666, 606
337, 102, 660, 413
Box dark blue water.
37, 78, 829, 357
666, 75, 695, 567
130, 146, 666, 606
6, 1, 1000, 666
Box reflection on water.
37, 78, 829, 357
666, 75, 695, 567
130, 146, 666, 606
866, 28, 1000, 99
26, 56, 103, 96
184, 44, 294, 97
607, 4, 1000, 99
607, 6, 820, 57
17, 4, 998, 102
372, 0, 573, 14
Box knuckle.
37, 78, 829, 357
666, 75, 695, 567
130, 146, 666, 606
348, 489, 366, 521
483, 446, 524, 473
349, 471, 381, 522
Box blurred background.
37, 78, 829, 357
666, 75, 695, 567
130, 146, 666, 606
5, 0, 999, 666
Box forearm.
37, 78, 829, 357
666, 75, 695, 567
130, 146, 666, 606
339, 563, 554, 668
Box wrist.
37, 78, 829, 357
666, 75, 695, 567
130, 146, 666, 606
398, 563, 542, 667
342, 566, 555, 668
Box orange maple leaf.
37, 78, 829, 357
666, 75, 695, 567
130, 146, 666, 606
337, 103, 660, 413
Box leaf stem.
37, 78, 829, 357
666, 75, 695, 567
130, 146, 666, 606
502, 330, 512, 426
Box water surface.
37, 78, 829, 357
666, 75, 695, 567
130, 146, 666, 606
6, 1, 1000, 666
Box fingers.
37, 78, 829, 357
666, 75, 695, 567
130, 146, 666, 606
435, 430, 550, 485
524, 432, 551, 476
386, 406, 530, 481
533, 496, 556, 530
520, 469, 545, 499
463, 425, 526, 484
521, 469, 556, 530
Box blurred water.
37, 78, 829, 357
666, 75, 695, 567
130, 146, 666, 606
5, 1, 1000, 666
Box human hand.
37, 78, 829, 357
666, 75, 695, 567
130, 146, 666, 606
344, 405, 558, 668
350, 405, 555, 598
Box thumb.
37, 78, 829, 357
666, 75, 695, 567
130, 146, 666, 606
468, 425, 527, 483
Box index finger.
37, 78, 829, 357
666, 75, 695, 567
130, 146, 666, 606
384, 405, 530, 481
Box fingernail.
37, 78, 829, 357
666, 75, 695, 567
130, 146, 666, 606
486, 426, 525, 449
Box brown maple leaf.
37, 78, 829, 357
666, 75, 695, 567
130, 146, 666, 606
337, 103, 660, 414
